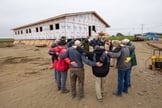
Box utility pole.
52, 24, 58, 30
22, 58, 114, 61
141, 24, 144, 36
132, 28, 135, 36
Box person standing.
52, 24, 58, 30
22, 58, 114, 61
50, 40, 71, 93
76, 45, 110, 101
48, 39, 59, 82
121, 39, 137, 87
82, 38, 90, 51
59, 40, 102, 99
92, 46, 110, 101
49, 39, 59, 63
103, 36, 111, 51
67, 39, 75, 48
90, 34, 104, 49
106, 40, 135, 96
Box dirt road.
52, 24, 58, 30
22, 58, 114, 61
0, 42, 162, 108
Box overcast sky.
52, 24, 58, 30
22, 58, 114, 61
0, 0, 162, 38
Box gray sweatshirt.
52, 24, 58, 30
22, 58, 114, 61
107, 45, 134, 70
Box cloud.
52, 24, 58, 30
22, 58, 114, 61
0, 0, 162, 38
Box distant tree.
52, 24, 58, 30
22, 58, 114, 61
116, 33, 124, 36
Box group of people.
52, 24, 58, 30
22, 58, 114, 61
48, 34, 137, 101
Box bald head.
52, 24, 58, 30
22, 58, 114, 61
74, 40, 82, 47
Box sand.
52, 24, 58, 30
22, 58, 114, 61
0, 42, 162, 108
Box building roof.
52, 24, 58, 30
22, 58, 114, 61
12, 11, 110, 30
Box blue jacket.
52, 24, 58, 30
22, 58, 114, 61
59, 46, 96, 68
90, 38, 104, 48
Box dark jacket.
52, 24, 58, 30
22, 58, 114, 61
91, 47, 110, 77
127, 42, 137, 67
77, 47, 110, 77
48, 46, 58, 63
90, 38, 104, 48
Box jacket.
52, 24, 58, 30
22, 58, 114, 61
90, 38, 104, 48
76, 47, 110, 77
59, 46, 96, 68
51, 46, 71, 72
107, 45, 134, 70
91, 47, 110, 77
127, 42, 137, 67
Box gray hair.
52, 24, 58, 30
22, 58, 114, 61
121, 39, 130, 44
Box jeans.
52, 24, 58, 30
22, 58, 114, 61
57, 71, 68, 91
54, 70, 58, 82
117, 68, 129, 95
128, 67, 132, 86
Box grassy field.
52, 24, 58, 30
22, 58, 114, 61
160, 35, 162, 38
110, 36, 134, 41
0, 38, 14, 47
0, 38, 14, 44
110, 35, 162, 41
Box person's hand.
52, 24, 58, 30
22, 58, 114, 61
56, 52, 59, 55
96, 62, 103, 67
104, 51, 108, 54
71, 61, 78, 67
57, 57, 60, 60
72, 45, 77, 49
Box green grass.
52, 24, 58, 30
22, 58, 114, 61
110, 35, 162, 41
110, 36, 135, 41
160, 35, 162, 39
0, 38, 14, 48
0, 38, 14, 44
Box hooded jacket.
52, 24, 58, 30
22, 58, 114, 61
76, 47, 110, 77
107, 45, 134, 70
50, 46, 71, 72
91, 47, 110, 77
